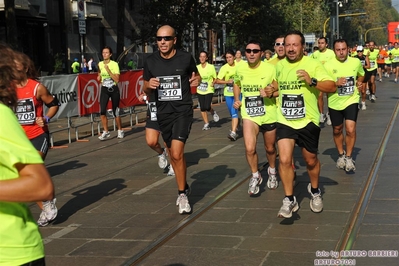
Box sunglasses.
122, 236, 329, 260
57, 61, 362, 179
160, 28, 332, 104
156, 36, 174, 41
275, 42, 284, 46
245, 49, 261, 54
357, 50, 363, 52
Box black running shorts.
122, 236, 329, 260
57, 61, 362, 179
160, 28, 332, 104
157, 108, 193, 148
30, 132, 50, 159
328, 103, 359, 127
276, 122, 320, 154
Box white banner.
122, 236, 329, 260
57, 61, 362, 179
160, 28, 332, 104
40, 74, 79, 120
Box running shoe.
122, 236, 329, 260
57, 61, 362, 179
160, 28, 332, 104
117, 129, 124, 139
266, 167, 278, 190
213, 111, 220, 122
228, 130, 237, 141
326, 113, 332, 126
37, 198, 58, 227
371, 94, 376, 102
277, 196, 299, 218
248, 174, 262, 195
158, 148, 168, 169
378, 78, 382, 82
395, 78, 398, 83
202, 123, 210, 130
98, 131, 110, 140
176, 184, 191, 205
176, 193, 191, 214
336, 152, 346, 169
319, 113, 325, 123
361, 102, 366, 110
167, 164, 175, 176
366, 89, 370, 95
307, 183, 323, 213
345, 156, 356, 172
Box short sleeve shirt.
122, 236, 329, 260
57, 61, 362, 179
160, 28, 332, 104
98, 60, 120, 87
217, 63, 237, 97
196, 63, 217, 95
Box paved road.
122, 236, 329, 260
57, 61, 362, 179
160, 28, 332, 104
36, 78, 398, 266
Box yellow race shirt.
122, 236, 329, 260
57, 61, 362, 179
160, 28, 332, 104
98, 60, 120, 87
310, 48, 335, 65
235, 61, 277, 125
324, 57, 364, 110
197, 63, 217, 95
276, 56, 334, 129
0, 104, 45, 265
217, 63, 237, 97
366, 49, 379, 71
390, 48, 399, 63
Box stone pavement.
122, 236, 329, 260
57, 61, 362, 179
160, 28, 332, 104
35, 79, 398, 266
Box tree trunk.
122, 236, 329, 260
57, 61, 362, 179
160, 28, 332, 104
5, 0, 18, 49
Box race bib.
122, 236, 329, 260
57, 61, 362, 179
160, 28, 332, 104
337, 77, 355, 96
157, 75, 182, 101
395, 56, 399, 61
148, 102, 157, 121
103, 78, 114, 88
360, 60, 366, 67
281, 94, 305, 119
245, 96, 265, 117
16, 98, 36, 125
226, 83, 234, 93
198, 81, 208, 91
370, 61, 375, 68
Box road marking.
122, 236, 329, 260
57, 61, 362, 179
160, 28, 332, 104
209, 144, 235, 158
133, 176, 175, 195
43, 223, 81, 244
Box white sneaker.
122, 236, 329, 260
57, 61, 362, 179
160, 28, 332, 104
177, 193, 191, 214
361, 102, 366, 110
266, 167, 278, 190
117, 130, 124, 139
371, 94, 376, 102
345, 156, 356, 172
167, 165, 175, 176
37, 198, 58, 227
326, 113, 332, 126
277, 196, 299, 218
213, 111, 220, 122
307, 183, 323, 213
248, 173, 262, 195
99, 131, 111, 140
202, 123, 210, 130
319, 113, 325, 123
158, 149, 168, 169
228, 130, 237, 141
336, 152, 346, 169
366, 89, 370, 95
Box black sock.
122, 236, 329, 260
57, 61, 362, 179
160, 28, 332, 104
178, 190, 186, 195
286, 195, 294, 202
311, 187, 319, 194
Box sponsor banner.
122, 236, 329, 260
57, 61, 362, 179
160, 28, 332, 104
78, 70, 144, 116
40, 74, 79, 119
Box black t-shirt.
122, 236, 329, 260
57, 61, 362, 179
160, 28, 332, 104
143, 49, 197, 113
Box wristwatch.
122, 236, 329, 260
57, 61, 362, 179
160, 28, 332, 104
310, 78, 318, 87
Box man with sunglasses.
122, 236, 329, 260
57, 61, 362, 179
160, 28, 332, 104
275, 30, 335, 218
233, 40, 279, 195
143, 25, 200, 214
268, 36, 286, 66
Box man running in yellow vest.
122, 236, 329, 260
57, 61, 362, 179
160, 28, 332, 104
311, 37, 335, 125
365, 41, 379, 102
390, 42, 399, 83
324, 39, 365, 173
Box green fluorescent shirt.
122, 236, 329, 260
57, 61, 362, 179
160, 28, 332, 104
311, 49, 335, 65
235, 61, 277, 125
366, 49, 379, 71
0, 104, 45, 265
324, 57, 365, 110
98, 60, 120, 86
197, 63, 217, 95
276, 56, 334, 129
217, 63, 237, 97
390, 48, 399, 63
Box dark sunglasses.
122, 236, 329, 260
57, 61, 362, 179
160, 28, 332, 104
245, 49, 261, 54
275, 42, 284, 46
156, 36, 174, 41
357, 50, 363, 52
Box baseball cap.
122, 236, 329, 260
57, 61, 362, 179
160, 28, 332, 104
356, 45, 363, 51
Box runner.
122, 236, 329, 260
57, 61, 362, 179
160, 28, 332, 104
324, 39, 365, 173
143, 25, 200, 214
233, 40, 279, 195
275, 30, 335, 218
214, 50, 240, 140
311, 37, 335, 125
377, 45, 388, 82
389, 42, 399, 83
196, 51, 219, 131
353, 45, 370, 110
365, 41, 379, 102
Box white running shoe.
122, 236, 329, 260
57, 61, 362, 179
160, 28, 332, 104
202, 123, 210, 130
228, 130, 237, 141
361, 102, 366, 110
167, 165, 175, 176
319, 113, 325, 123
117, 130, 124, 139
158, 149, 168, 169
248, 173, 262, 195
98, 131, 110, 140
277, 196, 299, 218
37, 198, 58, 227
326, 113, 332, 126
266, 167, 278, 190
177, 193, 191, 214
213, 111, 220, 122
366, 89, 370, 95
345, 156, 356, 172
307, 183, 323, 213
336, 153, 346, 169
371, 94, 376, 102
